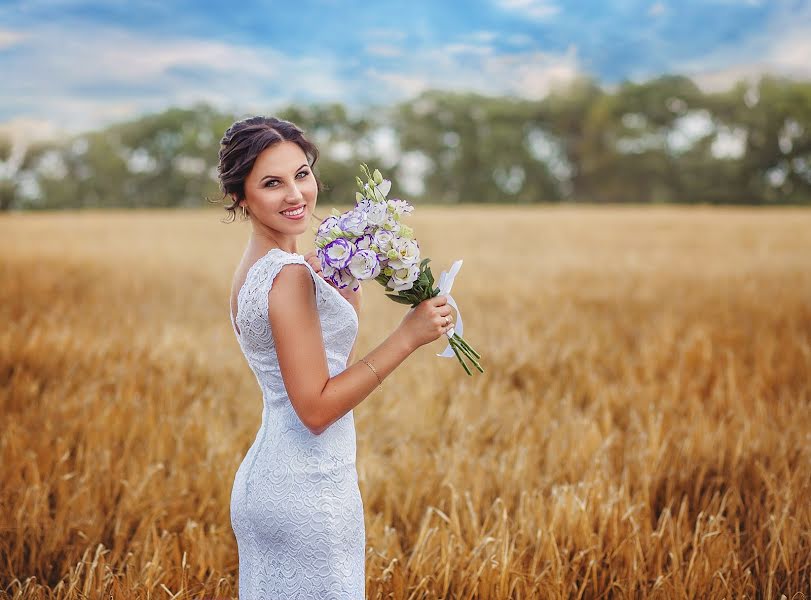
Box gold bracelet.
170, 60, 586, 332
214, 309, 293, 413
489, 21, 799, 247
361, 357, 383, 386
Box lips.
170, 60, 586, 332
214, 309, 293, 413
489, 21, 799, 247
280, 204, 305, 215
280, 204, 306, 220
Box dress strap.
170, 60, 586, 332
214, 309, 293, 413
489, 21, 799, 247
237, 250, 323, 346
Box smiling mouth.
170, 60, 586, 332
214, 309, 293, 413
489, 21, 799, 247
280, 205, 305, 216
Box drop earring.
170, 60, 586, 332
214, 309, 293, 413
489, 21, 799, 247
241, 205, 247, 219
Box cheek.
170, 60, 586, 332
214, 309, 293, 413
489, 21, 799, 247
303, 178, 318, 198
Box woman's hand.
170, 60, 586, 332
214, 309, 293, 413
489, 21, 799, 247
397, 295, 454, 351
304, 250, 363, 316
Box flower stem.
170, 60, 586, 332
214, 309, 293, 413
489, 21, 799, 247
453, 334, 481, 359
450, 340, 473, 376
453, 337, 484, 373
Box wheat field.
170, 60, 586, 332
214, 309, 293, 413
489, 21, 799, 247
1, 205, 810, 599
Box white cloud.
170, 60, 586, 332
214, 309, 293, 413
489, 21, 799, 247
460, 31, 499, 44
2, 22, 348, 138
648, 2, 666, 17
365, 43, 581, 101
505, 33, 534, 47
494, 0, 561, 20
0, 117, 67, 146
0, 28, 27, 49
365, 44, 403, 57
365, 70, 432, 97
671, 3, 811, 92
1, 17, 580, 139
443, 43, 495, 55
363, 27, 408, 42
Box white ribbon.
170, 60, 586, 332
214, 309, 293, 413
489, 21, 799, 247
435, 259, 464, 357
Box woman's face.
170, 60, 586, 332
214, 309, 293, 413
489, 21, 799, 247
238, 140, 317, 234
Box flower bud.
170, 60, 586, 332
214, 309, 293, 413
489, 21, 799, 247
373, 169, 383, 184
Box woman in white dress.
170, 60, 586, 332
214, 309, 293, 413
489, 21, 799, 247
217, 116, 455, 599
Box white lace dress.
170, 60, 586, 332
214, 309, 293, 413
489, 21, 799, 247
228, 248, 365, 599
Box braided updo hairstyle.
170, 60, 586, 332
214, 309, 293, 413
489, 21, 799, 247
213, 116, 324, 223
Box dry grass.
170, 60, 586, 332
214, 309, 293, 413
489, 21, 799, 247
1, 205, 810, 599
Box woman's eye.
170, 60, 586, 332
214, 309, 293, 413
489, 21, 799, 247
265, 172, 308, 187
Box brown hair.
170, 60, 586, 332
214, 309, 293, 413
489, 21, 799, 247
211, 116, 325, 223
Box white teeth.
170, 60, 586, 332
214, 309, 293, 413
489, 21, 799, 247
282, 206, 304, 216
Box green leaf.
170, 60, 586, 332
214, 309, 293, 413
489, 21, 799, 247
385, 294, 415, 305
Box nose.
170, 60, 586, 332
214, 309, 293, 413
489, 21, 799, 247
286, 182, 304, 203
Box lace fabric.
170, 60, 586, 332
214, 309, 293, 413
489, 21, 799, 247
229, 248, 365, 599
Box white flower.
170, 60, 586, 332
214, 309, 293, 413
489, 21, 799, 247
373, 229, 395, 253
323, 238, 355, 269
348, 249, 381, 280
338, 209, 368, 236
363, 179, 392, 202
365, 201, 388, 226
356, 198, 372, 213
387, 237, 420, 269
388, 263, 420, 291
317, 215, 339, 236
387, 198, 413, 216
381, 213, 401, 234
355, 233, 374, 250
330, 267, 360, 291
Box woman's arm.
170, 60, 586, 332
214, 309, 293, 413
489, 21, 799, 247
269, 263, 416, 435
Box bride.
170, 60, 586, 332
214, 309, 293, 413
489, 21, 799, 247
217, 115, 454, 598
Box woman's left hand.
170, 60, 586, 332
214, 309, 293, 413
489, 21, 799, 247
304, 250, 363, 315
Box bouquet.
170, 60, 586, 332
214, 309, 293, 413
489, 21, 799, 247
313, 164, 483, 376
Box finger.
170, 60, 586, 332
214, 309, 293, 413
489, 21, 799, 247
433, 294, 448, 306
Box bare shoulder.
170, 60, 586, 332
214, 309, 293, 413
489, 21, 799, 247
269, 262, 316, 297
268, 262, 318, 316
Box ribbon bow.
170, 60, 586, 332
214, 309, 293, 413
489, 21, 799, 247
435, 259, 464, 358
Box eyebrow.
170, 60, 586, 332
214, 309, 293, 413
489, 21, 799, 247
260, 163, 309, 182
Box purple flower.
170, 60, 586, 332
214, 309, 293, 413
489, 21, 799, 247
337, 209, 367, 236
329, 267, 359, 291
348, 248, 381, 280
316, 215, 339, 236
356, 233, 374, 250
322, 238, 355, 270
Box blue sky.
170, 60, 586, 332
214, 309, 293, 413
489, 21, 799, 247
2, 0, 810, 141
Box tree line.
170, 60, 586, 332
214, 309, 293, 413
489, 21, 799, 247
1, 72, 809, 210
